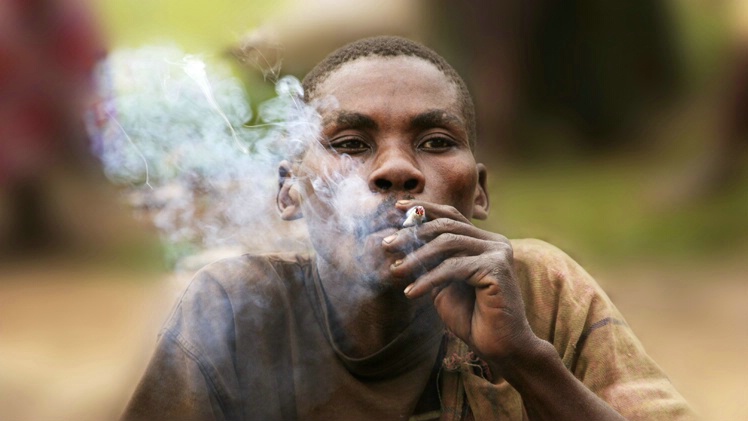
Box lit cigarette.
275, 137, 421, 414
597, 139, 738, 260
402, 206, 426, 227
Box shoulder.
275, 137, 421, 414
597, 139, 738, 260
185, 252, 312, 302
509, 239, 620, 350
509, 240, 696, 417
511, 238, 588, 276
510, 238, 603, 301
196, 251, 313, 283
163, 252, 313, 336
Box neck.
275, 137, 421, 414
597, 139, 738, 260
316, 256, 436, 358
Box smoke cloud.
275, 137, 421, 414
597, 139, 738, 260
87, 45, 316, 267
86, 44, 410, 288
85, 47, 442, 412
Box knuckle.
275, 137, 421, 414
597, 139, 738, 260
445, 206, 463, 219
496, 240, 513, 259
489, 265, 510, 279
436, 232, 459, 245
433, 217, 457, 232
441, 256, 459, 270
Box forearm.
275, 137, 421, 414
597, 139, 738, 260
491, 336, 627, 421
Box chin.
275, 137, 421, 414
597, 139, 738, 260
328, 249, 406, 294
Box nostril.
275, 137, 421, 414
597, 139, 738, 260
403, 179, 419, 191
375, 179, 392, 191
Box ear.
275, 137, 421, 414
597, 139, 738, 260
277, 160, 303, 221
472, 163, 490, 220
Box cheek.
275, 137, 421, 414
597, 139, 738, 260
296, 153, 380, 233
297, 150, 352, 200
428, 160, 479, 212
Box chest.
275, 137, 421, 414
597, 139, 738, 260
233, 307, 440, 421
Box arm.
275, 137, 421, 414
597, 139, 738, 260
121, 255, 306, 421
385, 200, 629, 420
491, 334, 627, 420
121, 269, 241, 421
122, 332, 226, 421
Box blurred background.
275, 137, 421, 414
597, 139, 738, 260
1, 0, 746, 420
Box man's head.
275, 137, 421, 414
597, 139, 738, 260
278, 35, 489, 289
301, 36, 477, 149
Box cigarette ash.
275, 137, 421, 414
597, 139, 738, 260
402, 206, 425, 227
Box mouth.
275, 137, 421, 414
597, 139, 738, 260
354, 211, 402, 240
351, 196, 411, 239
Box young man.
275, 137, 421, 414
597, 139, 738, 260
122, 36, 694, 420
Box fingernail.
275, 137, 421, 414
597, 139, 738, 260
403, 284, 414, 296
396, 200, 410, 206
392, 259, 403, 267
383, 234, 397, 244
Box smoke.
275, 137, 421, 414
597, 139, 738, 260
86, 44, 410, 286
85, 47, 444, 413
87, 45, 317, 267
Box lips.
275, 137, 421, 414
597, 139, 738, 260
345, 197, 409, 239
352, 210, 400, 238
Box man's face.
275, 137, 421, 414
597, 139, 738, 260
286, 56, 487, 290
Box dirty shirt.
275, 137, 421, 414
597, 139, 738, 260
121, 239, 695, 421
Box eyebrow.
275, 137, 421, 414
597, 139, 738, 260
324, 111, 378, 131
324, 109, 463, 134
410, 109, 463, 132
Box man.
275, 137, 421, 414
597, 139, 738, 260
122, 36, 694, 420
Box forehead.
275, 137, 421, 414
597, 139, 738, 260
312, 56, 462, 122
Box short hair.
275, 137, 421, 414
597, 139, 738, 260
301, 36, 476, 148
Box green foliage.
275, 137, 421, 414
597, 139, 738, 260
95, 0, 287, 51
478, 159, 748, 268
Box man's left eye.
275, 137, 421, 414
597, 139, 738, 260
419, 137, 455, 150
329, 138, 370, 154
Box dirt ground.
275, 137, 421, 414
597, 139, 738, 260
0, 254, 745, 421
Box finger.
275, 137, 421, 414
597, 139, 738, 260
382, 217, 502, 253
431, 281, 475, 341
389, 234, 490, 280
415, 217, 503, 243
395, 200, 471, 224
402, 254, 491, 298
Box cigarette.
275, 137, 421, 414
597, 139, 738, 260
402, 206, 426, 227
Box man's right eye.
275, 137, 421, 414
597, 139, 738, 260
329, 138, 370, 154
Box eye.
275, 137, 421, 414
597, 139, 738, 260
418, 135, 457, 151
329, 137, 371, 155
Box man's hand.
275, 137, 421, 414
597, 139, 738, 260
382, 200, 628, 421
382, 200, 536, 370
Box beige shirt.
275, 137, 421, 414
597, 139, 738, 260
122, 239, 694, 420
440, 239, 695, 420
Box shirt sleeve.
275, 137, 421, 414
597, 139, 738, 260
120, 264, 241, 421
512, 239, 697, 420
569, 283, 696, 420
120, 332, 226, 421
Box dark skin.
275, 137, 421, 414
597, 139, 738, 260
279, 55, 626, 420
387, 200, 627, 420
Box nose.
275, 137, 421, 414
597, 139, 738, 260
368, 147, 425, 193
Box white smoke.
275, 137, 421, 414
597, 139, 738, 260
87, 45, 316, 266
86, 44, 410, 281
85, 47, 437, 391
